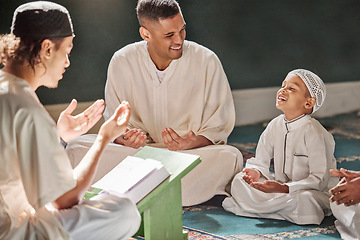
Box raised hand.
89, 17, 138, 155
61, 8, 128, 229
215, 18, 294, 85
57, 99, 104, 142
98, 101, 130, 144
54, 102, 130, 209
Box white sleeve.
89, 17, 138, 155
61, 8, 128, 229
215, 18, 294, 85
245, 122, 275, 180
16, 108, 76, 210
196, 53, 235, 144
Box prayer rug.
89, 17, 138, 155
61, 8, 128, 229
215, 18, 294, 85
182, 111, 360, 239
185, 227, 229, 240
132, 227, 227, 240
183, 198, 340, 239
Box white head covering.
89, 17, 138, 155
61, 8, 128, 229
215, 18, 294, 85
288, 69, 326, 113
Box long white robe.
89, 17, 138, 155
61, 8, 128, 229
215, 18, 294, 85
0, 71, 75, 239
331, 198, 360, 239
223, 114, 338, 225
0, 71, 140, 239
67, 40, 243, 206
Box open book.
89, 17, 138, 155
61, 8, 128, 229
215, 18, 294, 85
92, 156, 170, 204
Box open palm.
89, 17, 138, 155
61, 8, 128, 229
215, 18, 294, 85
57, 99, 104, 142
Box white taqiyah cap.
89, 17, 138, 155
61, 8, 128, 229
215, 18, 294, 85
288, 69, 326, 113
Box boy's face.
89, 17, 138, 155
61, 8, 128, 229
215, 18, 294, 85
276, 74, 314, 119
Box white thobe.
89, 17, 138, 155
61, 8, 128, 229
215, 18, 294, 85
67, 40, 243, 206
0, 71, 140, 240
331, 199, 360, 239
223, 114, 338, 225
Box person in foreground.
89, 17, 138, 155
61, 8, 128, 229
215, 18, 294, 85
329, 168, 360, 239
66, 0, 242, 206
0, 2, 140, 239
222, 69, 338, 225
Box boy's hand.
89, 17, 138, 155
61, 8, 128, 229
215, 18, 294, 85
251, 180, 289, 193
242, 168, 261, 184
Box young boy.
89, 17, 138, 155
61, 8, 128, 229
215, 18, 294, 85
222, 69, 338, 225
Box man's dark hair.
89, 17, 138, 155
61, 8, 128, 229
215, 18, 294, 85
136, 0, 181, 27
0, 34, 63, 70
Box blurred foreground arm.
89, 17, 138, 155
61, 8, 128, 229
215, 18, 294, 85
53, 102, 130, 209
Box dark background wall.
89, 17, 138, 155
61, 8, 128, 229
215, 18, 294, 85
1, 0, 360, 105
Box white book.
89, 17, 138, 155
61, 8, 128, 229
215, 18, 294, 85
92, 156, 170, 203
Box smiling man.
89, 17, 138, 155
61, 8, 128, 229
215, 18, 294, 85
67, 0, 243, 206
105, 0, 243, 206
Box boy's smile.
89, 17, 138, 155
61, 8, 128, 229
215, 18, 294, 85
276, 74, 314, 120
277, 93, 287, 102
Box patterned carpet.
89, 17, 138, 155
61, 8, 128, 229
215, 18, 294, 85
182, 111, 360, 240
183, 200, 339, 240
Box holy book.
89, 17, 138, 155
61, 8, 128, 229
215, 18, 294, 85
92, 156, 170, 203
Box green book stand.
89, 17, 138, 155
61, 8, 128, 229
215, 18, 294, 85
84, 146, 201, 240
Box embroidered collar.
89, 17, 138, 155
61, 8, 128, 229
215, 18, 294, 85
283, 114, 311, 131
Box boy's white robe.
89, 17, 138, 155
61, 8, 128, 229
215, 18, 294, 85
223, 114, 338, 225
67, 40, 243, 206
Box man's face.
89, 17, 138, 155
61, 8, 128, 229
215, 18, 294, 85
43, 36, 73, 88
142, 13, 186, 70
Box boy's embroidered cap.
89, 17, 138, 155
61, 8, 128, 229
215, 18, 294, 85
288, 69, 326, 113
11, 1, 74, 39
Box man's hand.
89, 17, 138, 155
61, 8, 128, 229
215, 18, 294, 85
114, 128, 147, 149
98, 101, 130, 143
329, 168, 360, 206
53, 102, 130, 210
161, 127, 212, 151
242, 168, 261, 184
330, 168, 360, 181
251, 180, 289, 193
57, 99, 104, 142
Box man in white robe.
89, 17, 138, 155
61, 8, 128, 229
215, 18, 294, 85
223, 69, 338, 225
329, 168, 360, 239
66, 0, 243, 206
0, 2, 140, 239
0, 73, 140, 239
